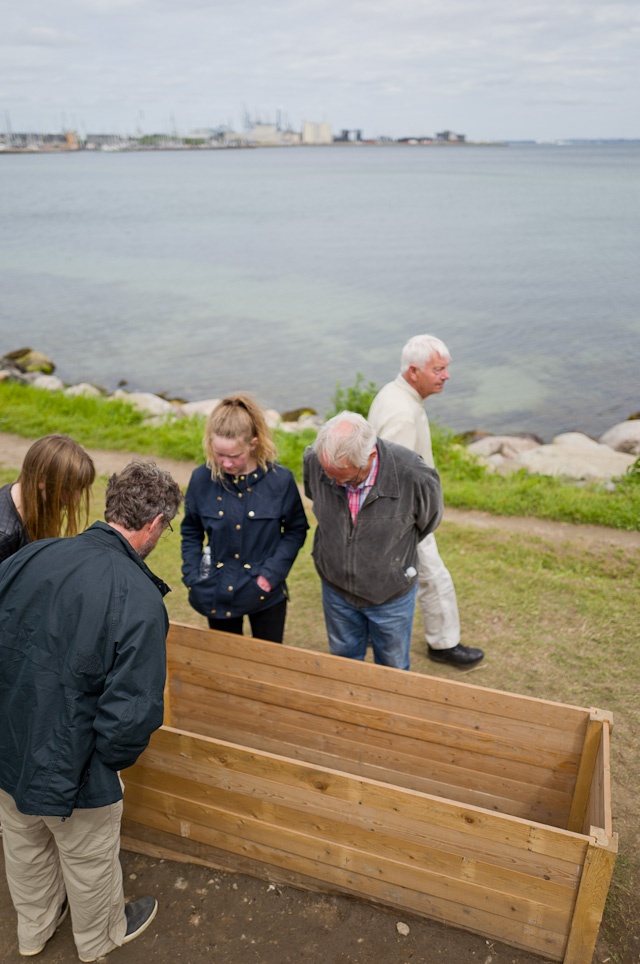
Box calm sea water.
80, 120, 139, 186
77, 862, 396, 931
1, 144, 638, 438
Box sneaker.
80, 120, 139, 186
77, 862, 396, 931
19, 896, 69, 957
78, 897, 158, 962
122, 896, 158, 944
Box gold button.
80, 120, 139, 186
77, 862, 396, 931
248, 511, 255, 517
246, 487, 252, 492
210, 609, 216, 614
235, 524, 241, 530
238, 493, 243, 499
217, 496, 222, 501
218, 510, 223, 516
260, 595, 265, 600
226, 611, 231, 617
228, 586, 233, 591
253, 473, 258, 478
244, 564, 251, 569
240, 475, 245, 480
216, 562, 224, 568
234, 553, 239, 559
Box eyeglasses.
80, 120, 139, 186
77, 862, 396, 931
161, 520, 173, 538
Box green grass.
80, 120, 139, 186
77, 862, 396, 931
1, 380, 639, 528
0, 381, 206, 461
0, 382, 313, 481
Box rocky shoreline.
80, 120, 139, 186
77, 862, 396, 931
1, 347, 639, 484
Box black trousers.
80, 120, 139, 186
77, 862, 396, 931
207, 599, 287, 644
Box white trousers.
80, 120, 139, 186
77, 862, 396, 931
417, 533, 461, 650
0, 788, 127, 960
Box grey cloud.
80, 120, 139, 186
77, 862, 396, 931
2, 0, 639, 138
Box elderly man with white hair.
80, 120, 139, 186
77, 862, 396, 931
368, 333, 484, 668
303, 411, 442, 671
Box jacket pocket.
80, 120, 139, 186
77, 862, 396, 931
188, 570, 220, 617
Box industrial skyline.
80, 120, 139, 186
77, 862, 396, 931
2, 0, 639, 142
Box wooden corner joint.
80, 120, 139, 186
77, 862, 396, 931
589, 708, 614, 728
588, 827, 619, 853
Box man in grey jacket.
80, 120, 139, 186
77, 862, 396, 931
303, 411, 442, 670
0, 460, 182, 963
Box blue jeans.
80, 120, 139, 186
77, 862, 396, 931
321, 582, 417, 671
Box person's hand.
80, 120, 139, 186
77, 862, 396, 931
256, 575, 272, 593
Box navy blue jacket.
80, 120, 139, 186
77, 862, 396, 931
181, 462, 308, 619
0, 521, 170, 816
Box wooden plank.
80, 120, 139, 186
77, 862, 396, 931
583, 720, 612, 837
567, 713, 605, 832
123, 785, 574, 932
168, 621, 592, 730
123, 795, 571, 958
162, 674, 172, 727
121, 818, 566, 962
168, 639, 589, 755
169, 651, 587, 763
125, 760, 584, 887
168, 629, 590, 745
172, 694, 573, 826
171, 679, 578, 796
563, 829, 617, 964
600, 721, 613, 837
130, 727, 590, 865
123, 768, 579, 906
168, 650, 585, 772
584, 729, 604, 836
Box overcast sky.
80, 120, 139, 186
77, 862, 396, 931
2, 0, 639, 141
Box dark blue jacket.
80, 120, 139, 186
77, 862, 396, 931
0, 521, 170, 816
181, 462, 308, 619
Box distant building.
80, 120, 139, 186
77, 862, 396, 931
301, 121, 333, 145
334, 129, 363, 143
435, 130, 466, 143
249, 124, 301, 146
85, 133, 127, 150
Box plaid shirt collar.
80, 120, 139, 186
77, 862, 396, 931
341, 447, 379, 522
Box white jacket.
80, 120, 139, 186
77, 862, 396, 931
368, 374, 434, 467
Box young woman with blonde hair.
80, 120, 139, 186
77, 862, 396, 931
0, 434, 96, 563
181, 394, 308, 643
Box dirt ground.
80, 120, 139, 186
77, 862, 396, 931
0, 433, 636, 964
1, 845, 562, 964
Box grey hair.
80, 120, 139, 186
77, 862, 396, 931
401, 334, 451, 373
314, 412, 377, 469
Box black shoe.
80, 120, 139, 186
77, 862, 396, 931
122, 896, 158, 945
428, 643, 484, 667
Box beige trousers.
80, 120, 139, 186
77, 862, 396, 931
0, 788, 127, 960
417, 533, 461, 650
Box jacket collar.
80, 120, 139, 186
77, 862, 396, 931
394, 372, 423, 404
222, 463, 268, 491
83, 521, 171, 596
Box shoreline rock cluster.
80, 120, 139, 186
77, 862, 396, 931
1, 348, 638, 484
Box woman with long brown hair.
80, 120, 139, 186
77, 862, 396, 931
0, 434, 96, 563
181, 393, 308, 643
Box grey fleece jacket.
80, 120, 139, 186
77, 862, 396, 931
303, 438, 443, 609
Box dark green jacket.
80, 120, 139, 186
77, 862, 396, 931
0, 521, 170, 816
